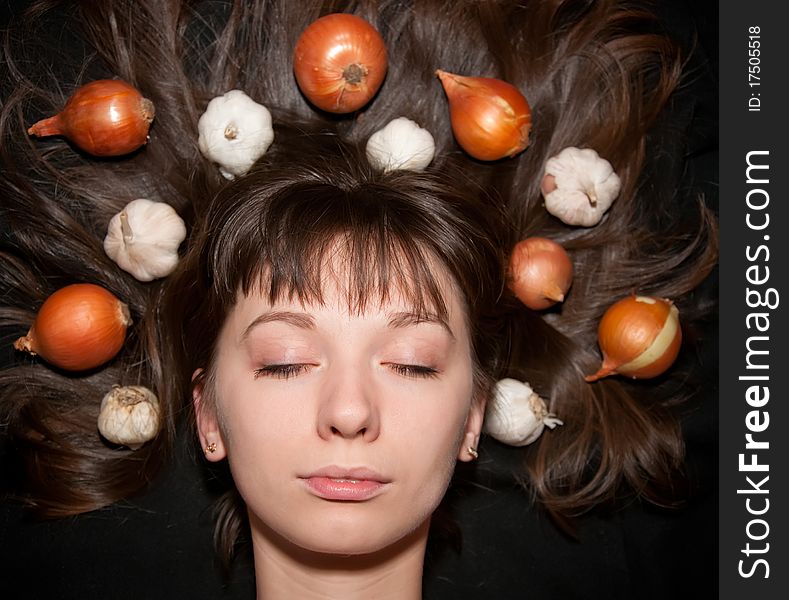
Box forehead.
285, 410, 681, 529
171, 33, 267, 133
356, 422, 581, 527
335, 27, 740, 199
239, 249, 467, 324
235, 233, 469, 320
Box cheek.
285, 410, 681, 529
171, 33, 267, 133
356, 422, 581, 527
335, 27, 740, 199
390, 407, 467, 534
216, 382, 315, 531
214, 374, 311, 478
396, 371, 474, 484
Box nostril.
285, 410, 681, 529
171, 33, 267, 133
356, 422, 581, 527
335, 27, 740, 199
330, 425, 367, 437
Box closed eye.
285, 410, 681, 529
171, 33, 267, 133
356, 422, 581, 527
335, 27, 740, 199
387, 364, 440, 379
253, 364, 310, 380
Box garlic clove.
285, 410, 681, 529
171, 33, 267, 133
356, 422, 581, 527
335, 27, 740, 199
483, 378, 563, 446
104, 198, 187, 281
541, 147, 621, 227
198, 90, 274, 179
97, 385, 161, 450
365, 117, 436, 172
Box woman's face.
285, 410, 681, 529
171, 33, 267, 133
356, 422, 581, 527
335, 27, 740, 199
194, 262, 484, 557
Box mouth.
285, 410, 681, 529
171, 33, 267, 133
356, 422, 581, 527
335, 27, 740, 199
300, 467, 391, 502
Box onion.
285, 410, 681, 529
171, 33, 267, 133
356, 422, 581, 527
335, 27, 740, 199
28, 79, 155, 157
508, 237, 573, 310
13, 283, 132, 371
435, 70, 531, 161
585, 295, 682, 381
293, 13, 388, 113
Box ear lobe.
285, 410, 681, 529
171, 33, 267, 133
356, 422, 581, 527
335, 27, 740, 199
457, 431, 479, 462
193, 369, 227, 461
457, 393, 486, 462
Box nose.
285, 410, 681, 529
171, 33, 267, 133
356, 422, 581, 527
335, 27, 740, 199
317, 366, 380, 442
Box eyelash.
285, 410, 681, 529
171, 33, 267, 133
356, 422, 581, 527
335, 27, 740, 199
387, 364, 440, 379
253, 364, 309, 380
252, 363, 439, 380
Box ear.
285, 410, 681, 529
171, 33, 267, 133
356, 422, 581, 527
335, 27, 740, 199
457, 390, 486, 462
193, 369, 227, 461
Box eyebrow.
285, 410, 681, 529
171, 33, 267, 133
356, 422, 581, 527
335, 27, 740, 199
240, 309, 455, 342
387, 311, 456, 341
241, 311, 316, 341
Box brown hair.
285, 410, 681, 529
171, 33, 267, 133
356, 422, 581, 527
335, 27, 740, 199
1, 0, 716, 560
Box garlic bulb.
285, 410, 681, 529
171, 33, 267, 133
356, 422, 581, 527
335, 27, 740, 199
198, 89, 274, 179
366, 117, 435, 172
97, 385, 161, 450
483, 378, 563, 446
104, 198, 187, 281
541, 147, 621, 227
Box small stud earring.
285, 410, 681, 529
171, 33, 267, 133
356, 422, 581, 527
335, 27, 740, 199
205, 441, 217, 454
467, 446, 479, 460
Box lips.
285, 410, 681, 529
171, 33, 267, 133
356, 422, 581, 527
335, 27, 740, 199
301, 467, 391, 501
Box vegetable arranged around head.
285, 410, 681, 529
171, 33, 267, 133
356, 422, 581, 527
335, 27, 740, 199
586, 295, 682, 381
507, 237, 573, 310
541, 147, 621, 227
103, 199, 187, 282
197, 90, 275, 179
484, 378, 564, 446
97, 385, 161, 450
13, 283, 132, 372
27, 79, 155, 156
366, 117, 436, 173
436, 70, 532, 161
293, 13, 388, 113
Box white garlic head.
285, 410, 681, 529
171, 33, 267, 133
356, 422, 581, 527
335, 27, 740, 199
97, 385, 161, 450
198, 89, 274, 179
483, 378, 564, 446
366, 117, 436, 173
541, 147, 621, 227
104, 198, 187, 282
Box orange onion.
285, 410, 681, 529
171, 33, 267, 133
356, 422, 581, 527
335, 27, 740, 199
508, 237, 573, 310
13, 283, 132, 371
293, 13, 388, 113
585, 295, 682, 382
28, 79, 155, 156
436, 69, 531, 161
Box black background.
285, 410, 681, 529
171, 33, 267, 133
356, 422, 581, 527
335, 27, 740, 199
0, 1, 722, 598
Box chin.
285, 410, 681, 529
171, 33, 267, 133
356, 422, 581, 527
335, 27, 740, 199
255, 506, 432, 560
299, 536, 390, 556
246, 485, 441, 560
293, 513, 418, 556
292, 520, 429, 560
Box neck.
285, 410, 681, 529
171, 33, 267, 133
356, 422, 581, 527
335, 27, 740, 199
250, 514, 429, 600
